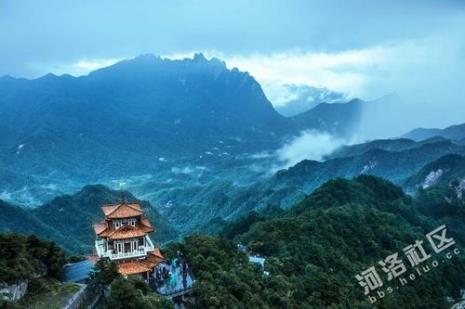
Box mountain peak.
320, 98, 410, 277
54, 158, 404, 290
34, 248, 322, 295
193, 52, 206, 62
189, 53, 227, 69
133, 53, 160, 62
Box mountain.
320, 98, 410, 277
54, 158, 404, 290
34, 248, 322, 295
174, 176, 465, 308
0, 200, 70, 246
289, 93, 403, 140
0, 185, 178, 254
274, 84, 346, 117
271, 139, 465, 194
325, 138, 417, 159
0, 54, 285, 173
291, 98, 363, 138
0, 54, 368, 206
403, 122, 465, 142
325, 136, 451, 160
404, 154, 465, 190
142, 137, 465, 233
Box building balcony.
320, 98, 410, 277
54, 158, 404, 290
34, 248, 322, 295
95, 235, 155, 260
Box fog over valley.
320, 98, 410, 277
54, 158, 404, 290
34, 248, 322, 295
1, 2, 465, 308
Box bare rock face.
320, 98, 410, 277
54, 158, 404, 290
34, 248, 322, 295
455, 178, 465, 199
0, 280, 28, 301
422, 169, 443, 189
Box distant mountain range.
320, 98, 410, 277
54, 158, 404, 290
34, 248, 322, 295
0, 53, 374, 206
2, 53, 465, 243
134, 136, 465, 233
403, 122, 465, 142
0, 53, 364, 169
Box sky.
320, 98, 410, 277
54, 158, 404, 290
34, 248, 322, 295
1, 0, 465, 135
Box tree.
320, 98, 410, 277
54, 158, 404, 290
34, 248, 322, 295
105, 277, 171, 309
91, 258, 121, 286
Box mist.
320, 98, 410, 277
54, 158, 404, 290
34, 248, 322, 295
2, 1, 464, 140
276, 130, 344, 168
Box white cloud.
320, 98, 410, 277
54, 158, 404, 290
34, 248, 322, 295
171, 166, 194, 175
44, 26, 465, 133
168, 30, 465, 121
275, 130, 344, 168
226, 49, 370, 96
73, 58, 124, 73
44, 57, 124, 77
172, 31, 465, 132
165, 49, 371, 102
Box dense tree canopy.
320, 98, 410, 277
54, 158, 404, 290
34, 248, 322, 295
105, 277, 171, 309
0, 234, 65, 284
169, 176, 465, 308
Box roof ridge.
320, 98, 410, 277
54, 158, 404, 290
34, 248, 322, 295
126, 202, 142, 212
103, 202, 142, 217
140, 217, 152, 228
103, 204, 120, 216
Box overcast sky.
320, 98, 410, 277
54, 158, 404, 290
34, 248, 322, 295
1, 0, 465, 132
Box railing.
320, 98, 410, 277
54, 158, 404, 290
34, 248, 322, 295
95, 236, 155, 260
108, 249, 146, 259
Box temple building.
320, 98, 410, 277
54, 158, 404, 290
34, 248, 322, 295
93, 199, 164, 280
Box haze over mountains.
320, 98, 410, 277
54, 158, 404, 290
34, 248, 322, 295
403, 123, 465, 143
0, 53, 372, 205
273, 84, 347, 117
1, 53, 465, 240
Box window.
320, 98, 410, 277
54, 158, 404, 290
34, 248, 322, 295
130, 218, 136, 227
113, 220, 122, 229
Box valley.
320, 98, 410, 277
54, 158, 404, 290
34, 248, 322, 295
2, 55, 465, 245
3, 2, 465, 308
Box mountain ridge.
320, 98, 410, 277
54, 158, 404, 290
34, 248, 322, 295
0, 53, 371, 206
403, 122, 465, 142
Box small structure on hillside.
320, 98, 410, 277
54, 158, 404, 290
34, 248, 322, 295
93, 197, 164, 280
248, 255, 265, 268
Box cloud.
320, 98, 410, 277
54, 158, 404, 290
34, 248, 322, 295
171, 166, 208, 176
275, 130, 344, 168
171, 166, 194, 175
72, 58, 124, 74
40, 57, 124, 76
272, 84, 347, 116
9, 8, 465, 138
224, 49, 370, 99
196, 29, 465, 134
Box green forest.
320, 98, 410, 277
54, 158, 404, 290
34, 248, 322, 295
164, 176, 465, 308
2, 175, 465, 308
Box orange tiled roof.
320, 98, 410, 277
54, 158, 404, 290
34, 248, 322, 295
95, 219, 154, 238
140, 218, 153, 230
150, 248, 164, 260
144, 250, 165, 269
116, 248, 164, 275
102, 203, 142, 219
106, 224, 147, 240
119, 261, 151, 275
93, 221, 107, 235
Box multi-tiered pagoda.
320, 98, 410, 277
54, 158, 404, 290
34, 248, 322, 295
93, 198, 164, 280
